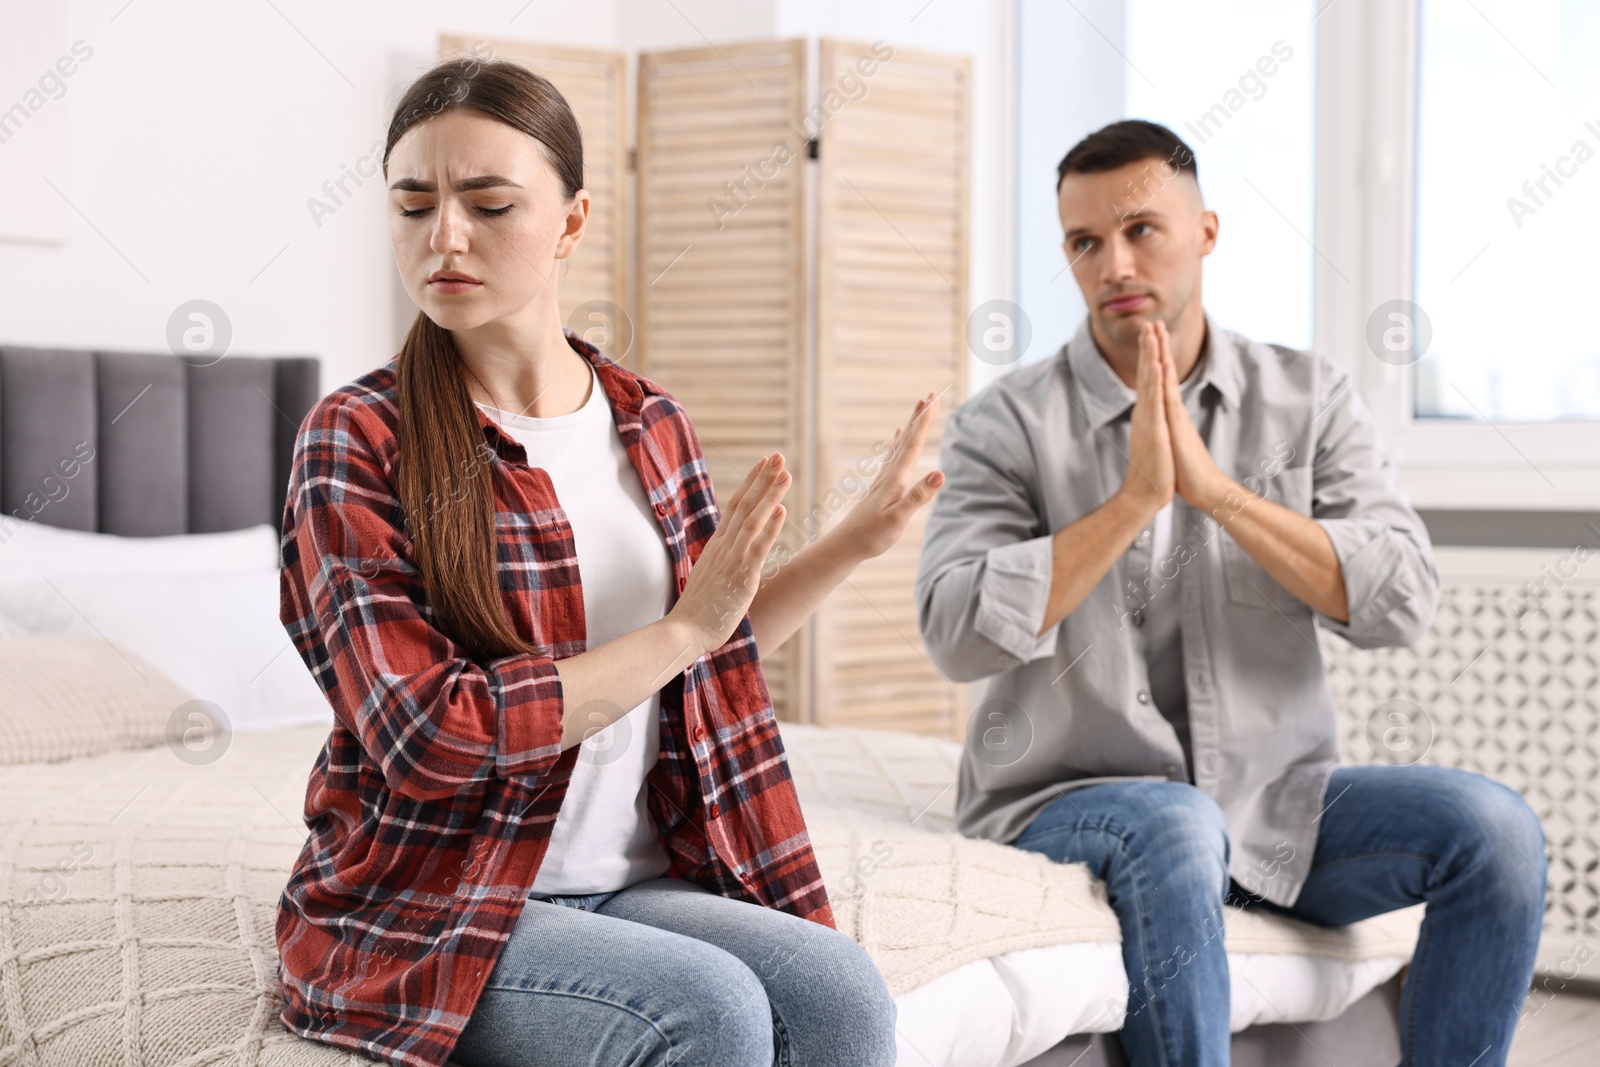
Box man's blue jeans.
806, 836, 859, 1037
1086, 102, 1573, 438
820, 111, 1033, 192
1009, 763, 1548, 1067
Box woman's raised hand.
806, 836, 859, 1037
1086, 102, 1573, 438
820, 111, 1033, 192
830, 391, 946, 560
666, 451, 792, 657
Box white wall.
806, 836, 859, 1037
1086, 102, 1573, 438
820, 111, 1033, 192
0, 1, 610, 391
0, 2, 73, 243
0, 0, 1011, 396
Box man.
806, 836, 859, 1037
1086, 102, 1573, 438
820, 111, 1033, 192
915, 120, 1547, 1066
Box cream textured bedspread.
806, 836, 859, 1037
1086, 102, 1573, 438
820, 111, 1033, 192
0, 722, 1423, 1065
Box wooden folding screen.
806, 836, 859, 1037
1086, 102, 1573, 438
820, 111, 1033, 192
637, 38, 971, 739
438, 35, 629, 337
811, 40, 971, 737
634, 40, 812, 724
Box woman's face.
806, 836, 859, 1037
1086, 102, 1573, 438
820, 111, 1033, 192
385, 108, 589, 331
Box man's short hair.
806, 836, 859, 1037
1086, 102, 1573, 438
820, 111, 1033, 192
1055, 119, 1198, 193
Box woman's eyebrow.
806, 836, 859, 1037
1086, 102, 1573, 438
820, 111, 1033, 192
388, 175, 525, 192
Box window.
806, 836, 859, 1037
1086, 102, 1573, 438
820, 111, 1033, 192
1413, 0, 1600, 421
1124, 0, 1317, 351
1018, 0, 1600, 504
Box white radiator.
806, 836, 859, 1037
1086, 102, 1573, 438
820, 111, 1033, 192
1321, 545, 1600, 990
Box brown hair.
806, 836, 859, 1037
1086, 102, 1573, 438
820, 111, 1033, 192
382, 55, 584, 662
1056, 119, 1197, 193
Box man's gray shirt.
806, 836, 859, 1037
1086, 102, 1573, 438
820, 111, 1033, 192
915, 314, 1441, 908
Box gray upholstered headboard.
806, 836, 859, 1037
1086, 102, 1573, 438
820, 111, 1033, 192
0, 346, 320, 536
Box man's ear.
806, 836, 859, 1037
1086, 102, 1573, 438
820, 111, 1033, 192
1198, 209, 1219, 257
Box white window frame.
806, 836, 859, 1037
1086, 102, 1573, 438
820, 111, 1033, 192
1313, 0, 1600, 511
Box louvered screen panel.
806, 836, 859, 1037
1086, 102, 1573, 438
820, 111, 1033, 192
439, 36, 628, 335
635, 41, 811, 722
813, 39, 971, 740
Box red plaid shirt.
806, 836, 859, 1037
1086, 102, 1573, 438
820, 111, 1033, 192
274, 330, 836, 1067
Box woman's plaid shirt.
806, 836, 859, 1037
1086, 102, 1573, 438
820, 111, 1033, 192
273, 331, 836, 1067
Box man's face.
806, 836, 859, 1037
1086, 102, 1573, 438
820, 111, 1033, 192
1056, 156, 1217, 351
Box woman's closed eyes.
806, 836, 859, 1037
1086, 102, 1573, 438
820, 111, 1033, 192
396, 203, 515, 218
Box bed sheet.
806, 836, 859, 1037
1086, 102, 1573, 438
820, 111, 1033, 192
891, 939, 1410, 1067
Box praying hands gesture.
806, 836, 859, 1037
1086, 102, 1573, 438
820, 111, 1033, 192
1123, 319, 1232, 515
1118, 318, 1349, 621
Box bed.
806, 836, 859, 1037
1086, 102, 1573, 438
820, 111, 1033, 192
0, 344, 1422, 1066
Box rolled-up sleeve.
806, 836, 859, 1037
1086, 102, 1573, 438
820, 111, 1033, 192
1307, 356, 1441, 648
279, 397, 568, 803
915, 400, 1059, 683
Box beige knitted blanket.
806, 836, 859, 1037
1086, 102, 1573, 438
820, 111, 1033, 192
782, 724, 1425, 993
0, 722, 1423, 1065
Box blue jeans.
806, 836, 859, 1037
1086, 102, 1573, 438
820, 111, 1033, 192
1009, 763, 1547, 1067
449, 874, 897, 1066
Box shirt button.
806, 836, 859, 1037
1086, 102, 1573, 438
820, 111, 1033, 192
693, 725, 705, 742
653, 501, 667, 516
708, 802, 721, 819
1136, 689, 1151, 705
676, 575, 686, 593
1131, 609, 1145, 628
1135, 528, 1152, 549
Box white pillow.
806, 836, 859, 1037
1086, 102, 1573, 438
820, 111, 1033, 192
0, 566, 332, 733
0, 521, 279, 581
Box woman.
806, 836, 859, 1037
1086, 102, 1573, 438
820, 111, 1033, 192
274, 56, 946, 1067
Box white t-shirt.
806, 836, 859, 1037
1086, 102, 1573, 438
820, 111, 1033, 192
476, 361, 675, 895
1140, 360, 1209, 779
1149, 499, 1174, 565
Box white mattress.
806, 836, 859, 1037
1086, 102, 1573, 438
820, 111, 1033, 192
894, 941, 1128, 1067
891, 939, 1411, 1067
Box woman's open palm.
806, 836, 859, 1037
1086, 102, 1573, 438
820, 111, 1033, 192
668, 450, 791, 655
834, 391, 947, 559
667, 391, 945, 656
